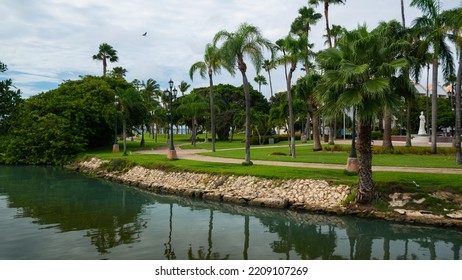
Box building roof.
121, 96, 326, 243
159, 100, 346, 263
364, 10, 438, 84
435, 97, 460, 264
414, 83, 448, 98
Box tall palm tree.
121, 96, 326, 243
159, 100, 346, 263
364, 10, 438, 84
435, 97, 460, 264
262, 59, 276, 98
291, 5, 323, 151
178, 81, 191, 96
411, 0, 455, 154
309, 0, 346, 48
213, 23, 274, 164
253, 74, 267, 94
92, 43, 118, 76
316, 25, 407, 203
276, 34, 306, 158
189, 43, 226, 152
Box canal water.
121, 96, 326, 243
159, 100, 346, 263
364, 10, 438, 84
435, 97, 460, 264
1, 165, 461, 260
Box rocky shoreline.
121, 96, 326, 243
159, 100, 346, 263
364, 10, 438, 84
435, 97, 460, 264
72, 158, 462, 228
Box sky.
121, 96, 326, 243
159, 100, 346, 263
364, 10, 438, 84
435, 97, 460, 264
1, 0, 461, 99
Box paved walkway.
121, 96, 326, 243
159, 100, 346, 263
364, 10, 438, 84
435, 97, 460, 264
135, 140, 462, 175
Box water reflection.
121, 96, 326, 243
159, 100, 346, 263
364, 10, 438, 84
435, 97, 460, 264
1, 166, 462, 260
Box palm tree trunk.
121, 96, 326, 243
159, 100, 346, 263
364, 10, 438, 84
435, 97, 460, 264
382, 110, 394, 151
312, 100, 322, 151
122, 117, 127, 155
208, 73, 216, 152
241, 69, 252, 164
267, 69, 274, 98
328, 120, 335, 145
103, 56, 107, 76
324, 0, 333, 48
400, 0, 406, 27
305, 111, 312, 141
455, 54, 461, 164
192, 116, 197, 147
287, 66, 296, 158
405, 99, 412, 147
356, 121, 379, 204
431, 59, 438, 154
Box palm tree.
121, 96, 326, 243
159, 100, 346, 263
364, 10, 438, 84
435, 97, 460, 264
176, 93, 208, 147
213, 23, 274, 164
411, 0, 455, 154
140, 79, 161, 144
276, 35, 306, 158
92, 43, 118, 76
115, 87, 147, 155
291, 5, 323, 151
295, 73, 322, 141
253, 74, 267, 94
262, 59, 276, 98
178, 81, 191, 96
189, 43, 226, 152
110, 67, 127, 78
309, 0, 346, 48
316, 25, 407, 203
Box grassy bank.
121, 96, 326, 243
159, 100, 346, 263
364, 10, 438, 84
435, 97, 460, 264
81, 135, 462, 196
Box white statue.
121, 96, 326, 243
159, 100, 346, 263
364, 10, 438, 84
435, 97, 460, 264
418, 111, 427, 135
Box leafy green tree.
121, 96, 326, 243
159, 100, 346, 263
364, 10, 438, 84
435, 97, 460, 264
2, 76, 121, 164
411, 0, 455, 153
213, 23, 274, 164
316, 25, 407, 203
0, 63, 23, 134
190, 43, 226, 152
92, 43, 119, 76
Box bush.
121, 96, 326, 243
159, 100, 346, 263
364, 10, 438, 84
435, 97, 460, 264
372, 131, 382, 140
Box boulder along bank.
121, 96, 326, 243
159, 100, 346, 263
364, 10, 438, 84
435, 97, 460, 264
72, 158, 462, 228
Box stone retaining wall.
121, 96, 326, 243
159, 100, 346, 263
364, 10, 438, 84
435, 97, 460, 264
75, 158, 351, 213
73, 158, 462, 227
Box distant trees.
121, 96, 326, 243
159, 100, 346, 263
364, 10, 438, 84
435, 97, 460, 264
0, 62, 23, 134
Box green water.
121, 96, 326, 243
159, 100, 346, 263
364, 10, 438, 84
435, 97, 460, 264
1, 165, 461, 260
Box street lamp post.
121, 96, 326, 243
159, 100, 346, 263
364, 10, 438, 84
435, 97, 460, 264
165, 79, 178, 160
112, 93, 119, 153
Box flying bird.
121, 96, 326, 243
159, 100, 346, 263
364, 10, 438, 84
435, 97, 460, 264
142, 32, 147, 36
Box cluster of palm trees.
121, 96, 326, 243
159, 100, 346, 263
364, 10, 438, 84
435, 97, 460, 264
188, 0, 461, 203
91, 0, 461, 204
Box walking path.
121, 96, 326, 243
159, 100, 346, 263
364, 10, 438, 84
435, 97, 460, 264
135, 140, 462, 175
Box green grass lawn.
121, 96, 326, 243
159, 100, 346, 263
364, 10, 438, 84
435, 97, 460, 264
81, 135, 462, 195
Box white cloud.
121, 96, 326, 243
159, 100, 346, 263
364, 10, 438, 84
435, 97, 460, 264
1, 0, 460, 98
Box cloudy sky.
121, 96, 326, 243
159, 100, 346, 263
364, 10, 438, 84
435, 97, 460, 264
1, 0, 460, 99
